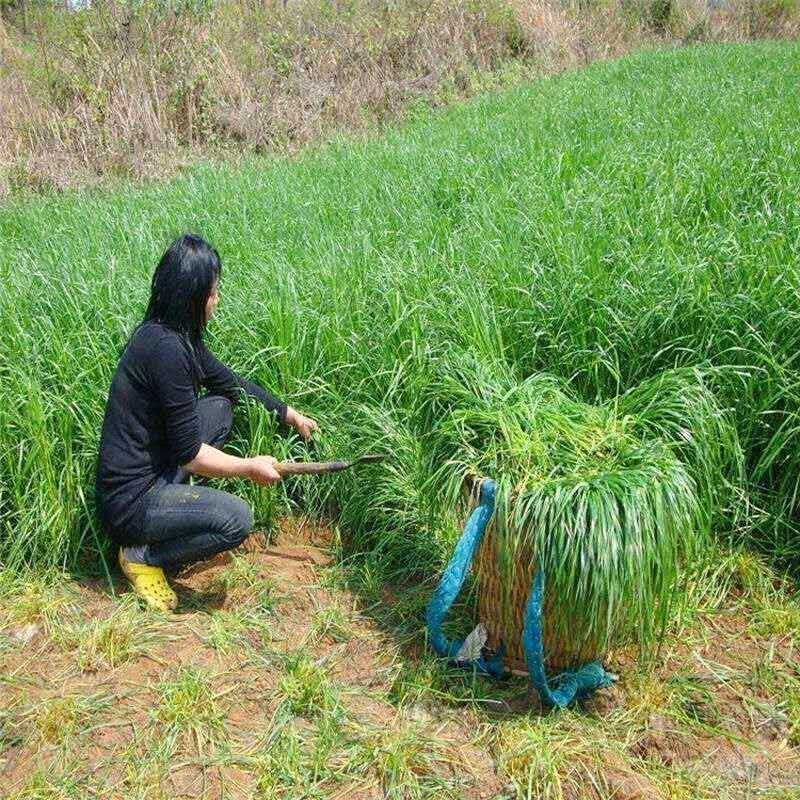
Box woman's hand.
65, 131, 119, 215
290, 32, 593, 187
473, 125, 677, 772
286, 407, 320, 442
246, 455, 282, 485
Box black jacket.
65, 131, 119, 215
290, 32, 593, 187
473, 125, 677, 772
95, 321, 286, 538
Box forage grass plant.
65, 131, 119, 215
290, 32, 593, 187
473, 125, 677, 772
309, 602, 353, 645
153, 666, 229, 754
54, 593, 174, 672
277, 653, 341, 719
1, 41, 800, 590
4, 765, 99, 800
26, 691, 113, 747
0, 569, 81, 636
419, 354, 741, 662
350, 723, 448, 800
200, 607, 273, 654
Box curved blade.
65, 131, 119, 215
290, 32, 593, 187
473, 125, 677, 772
275, 453, 389, 477
350, 454, 388, 466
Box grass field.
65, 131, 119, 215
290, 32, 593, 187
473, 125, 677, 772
1, 40, 800, 798
1, 40, 799, 574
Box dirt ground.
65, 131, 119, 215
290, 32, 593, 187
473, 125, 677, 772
1, 519, 798, 799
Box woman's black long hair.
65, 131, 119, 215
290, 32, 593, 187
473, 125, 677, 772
142, 233, 221, 385
145, 233, 221, 342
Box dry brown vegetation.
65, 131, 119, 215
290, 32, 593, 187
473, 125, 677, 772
1, 0, 798, 194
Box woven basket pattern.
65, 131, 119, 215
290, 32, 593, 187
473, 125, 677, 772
474, 521, 602, 673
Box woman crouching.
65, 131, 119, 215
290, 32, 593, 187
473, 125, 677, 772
95, 233, 318, 611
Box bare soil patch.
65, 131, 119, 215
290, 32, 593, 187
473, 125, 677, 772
1, 519, 798, 799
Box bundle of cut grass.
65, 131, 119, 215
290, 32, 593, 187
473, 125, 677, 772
426, 356, 740, 670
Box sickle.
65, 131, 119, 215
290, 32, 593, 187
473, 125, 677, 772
274, 454, 387, 476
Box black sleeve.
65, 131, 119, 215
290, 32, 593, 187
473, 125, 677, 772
149, 336, 203, 466
199, 343, 288, 425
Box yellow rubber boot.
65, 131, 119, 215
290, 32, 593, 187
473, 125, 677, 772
119, 548, 178, 612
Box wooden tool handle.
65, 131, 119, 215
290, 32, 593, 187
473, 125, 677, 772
274, 460, 349, 476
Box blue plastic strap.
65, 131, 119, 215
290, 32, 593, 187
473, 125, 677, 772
522, 567, 615, 707
426, 479, 505, 678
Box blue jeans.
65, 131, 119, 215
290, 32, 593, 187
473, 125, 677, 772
129, 396, 253, 570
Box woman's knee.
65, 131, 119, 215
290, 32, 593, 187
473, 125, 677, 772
219, 496, 253, 546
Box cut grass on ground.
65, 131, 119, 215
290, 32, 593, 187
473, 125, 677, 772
1, 522, 798, 799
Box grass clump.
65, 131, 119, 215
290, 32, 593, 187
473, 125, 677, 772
209, 555, 281, 615
277, 654, 340, 719
112, 734, 176, 798
202, 609, 253, 654
492, 713, 631, 800
249, 716, 352, 799
201, 606, 273, 653
153, 666, 228, 753
213, 553, 264, 593
309, 602, 353, 644
749, 604, 800, 641
388, 660, 450, 709
54, 594, 170, 672
0, 570, 80, 636
351, 723, 450, 800
4, 767, 98, 800
387, 655, 503, 710
786, 685, 800, 747
27, 692, 111, 747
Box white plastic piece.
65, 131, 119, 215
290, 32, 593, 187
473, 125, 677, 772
455, 622, 488, 663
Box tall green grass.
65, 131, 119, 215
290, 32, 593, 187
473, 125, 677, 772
1, 42, 799, 586
421, 355, 741, 656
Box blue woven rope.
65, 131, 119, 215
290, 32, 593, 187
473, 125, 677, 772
425, 479, 505, 678
426, 475, 615, 705
522, 567, 615, 707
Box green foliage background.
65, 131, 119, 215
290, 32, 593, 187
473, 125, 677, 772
1, 42, 798, 625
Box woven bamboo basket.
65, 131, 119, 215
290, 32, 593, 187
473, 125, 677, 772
466, 481, 604, 673
474, 523, 603, 673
